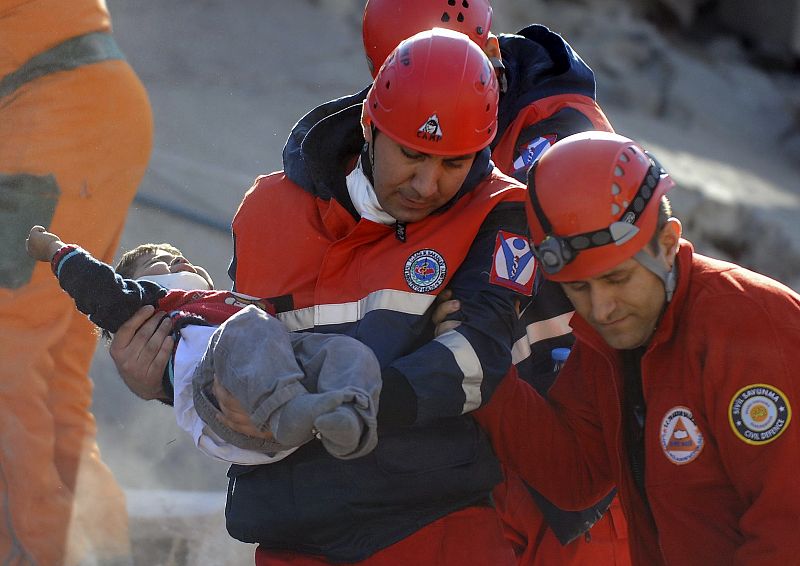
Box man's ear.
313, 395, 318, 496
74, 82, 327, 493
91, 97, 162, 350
361, 102, 372, 142
660, 218, 682, 267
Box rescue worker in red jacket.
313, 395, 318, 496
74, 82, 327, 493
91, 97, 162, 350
114, 29, 534, 564
0, 1, 152, 564
475, 131, 800, 565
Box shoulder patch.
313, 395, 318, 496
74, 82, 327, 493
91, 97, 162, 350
512, 134, 557, 175
660, 406, 704, 465
404, 249, 447, 293
490, 230, 535, 295
729, 384, 792, 445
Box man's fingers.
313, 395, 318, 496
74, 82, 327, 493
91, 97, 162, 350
212, 377, 236, 414
111, 305, 157, 352
138, 315, 173, 363
109, 306, 172, 400
432, 290, 462, 336
435, 320, 461, 337
146, 328, 174, 378
212, 376, 274, 440
431, 299, 460, 326
212, 378, 247, 424
436, 289, 454, 303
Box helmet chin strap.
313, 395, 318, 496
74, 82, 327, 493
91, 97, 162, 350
634, 249, 677, 303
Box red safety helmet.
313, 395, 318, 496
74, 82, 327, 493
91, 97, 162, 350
362, 0, 493, 77
527, 131, 676, 282
364, 28, 498, 156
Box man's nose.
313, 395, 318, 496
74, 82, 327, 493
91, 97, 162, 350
590, 285, 618, 323
409, 161, 440, 198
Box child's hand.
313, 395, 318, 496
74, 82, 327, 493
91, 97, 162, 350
26, 225, 65, 262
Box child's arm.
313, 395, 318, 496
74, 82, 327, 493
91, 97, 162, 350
26, 225, 167, 333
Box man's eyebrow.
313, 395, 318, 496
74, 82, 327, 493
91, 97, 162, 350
400, 144, 473, 162
600, 268, 631, 280
401, 146, 423, 157
444, 153, 474, 161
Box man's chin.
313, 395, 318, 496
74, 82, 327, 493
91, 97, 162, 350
391, 209, 431, 224
596, 328, 647, 351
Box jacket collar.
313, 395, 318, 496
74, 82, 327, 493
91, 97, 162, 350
282, 86, 370, 196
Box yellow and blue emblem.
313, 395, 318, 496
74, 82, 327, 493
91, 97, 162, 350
729, 383, 791, 445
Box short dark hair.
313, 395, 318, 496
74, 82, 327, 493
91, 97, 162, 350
115, 243, 183, 279
647, 196, 673, 254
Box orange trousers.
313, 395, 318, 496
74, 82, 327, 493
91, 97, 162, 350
494, 470, 632, 566
0, 55, 152, 565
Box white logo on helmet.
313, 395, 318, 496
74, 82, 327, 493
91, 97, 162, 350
417, 114, 443, 143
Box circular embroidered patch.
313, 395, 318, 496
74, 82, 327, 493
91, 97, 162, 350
404, 249, 446, 293
729, 384, 792, 445
660, 406, 704, 465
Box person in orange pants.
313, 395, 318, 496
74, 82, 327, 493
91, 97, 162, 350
0, 1, 153, 564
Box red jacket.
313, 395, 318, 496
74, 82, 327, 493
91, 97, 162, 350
491, 94, 611, 179
476, 241, 800, 565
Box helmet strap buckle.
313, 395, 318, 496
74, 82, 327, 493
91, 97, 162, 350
634, 249, 677, 302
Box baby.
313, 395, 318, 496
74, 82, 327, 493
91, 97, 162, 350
26, 225, 381, 463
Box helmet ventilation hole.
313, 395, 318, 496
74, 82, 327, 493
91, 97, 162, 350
611, 183, 621, 195
619, 152, 630, 163
448, 0, 456, 5
463, 0, 470, 7
385, 80, 391, 89
614, 165, 624, 176
457, 12, 465, 22
441, 12, 450, 22
611, 203, 621, 215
